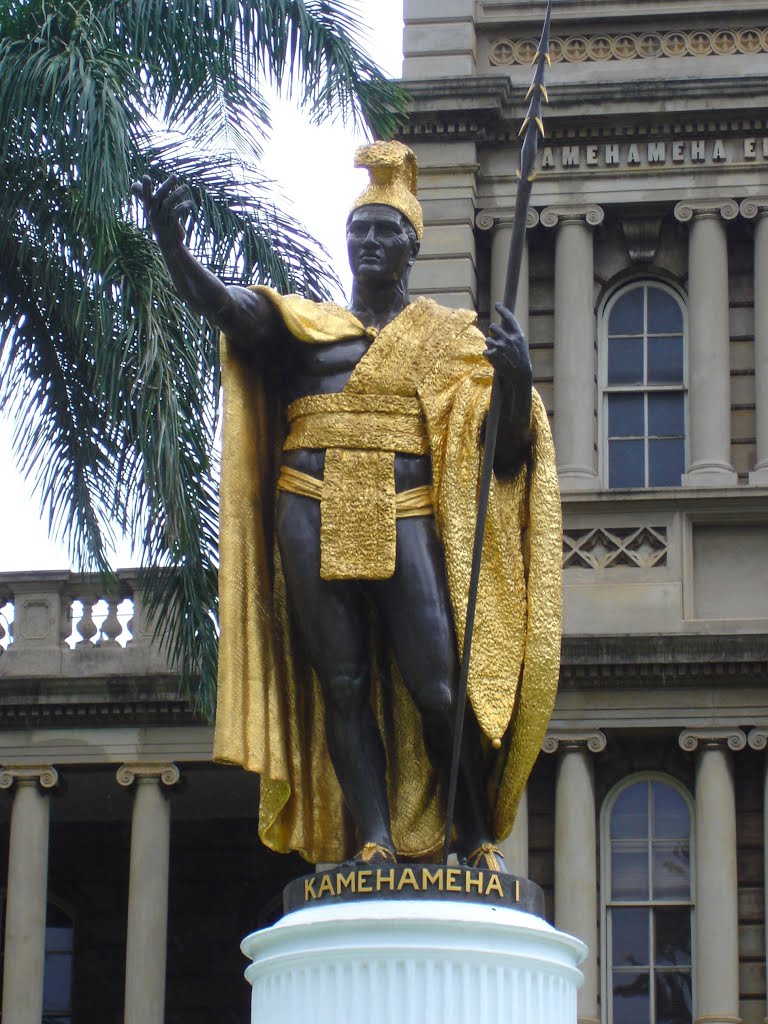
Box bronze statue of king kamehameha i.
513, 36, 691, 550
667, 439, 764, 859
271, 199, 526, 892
133, 140, 562, 872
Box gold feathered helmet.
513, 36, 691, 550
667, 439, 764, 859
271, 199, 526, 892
350, 141, 423, 241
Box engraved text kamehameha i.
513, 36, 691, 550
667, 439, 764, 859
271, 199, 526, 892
133, 1, 561, 875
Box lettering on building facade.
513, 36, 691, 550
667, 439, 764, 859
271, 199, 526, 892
539, 137, 768, 172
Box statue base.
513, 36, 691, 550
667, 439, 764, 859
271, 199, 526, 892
242, 870, 586, 1024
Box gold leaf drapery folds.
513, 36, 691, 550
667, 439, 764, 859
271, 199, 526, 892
214, 288, 562, 863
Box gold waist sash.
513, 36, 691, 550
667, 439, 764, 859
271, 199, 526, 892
282, 393, 430, 580
277, 465, 433, 517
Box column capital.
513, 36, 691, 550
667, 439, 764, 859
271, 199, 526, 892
543, 729, 607, 755
476, 208, 539, 231
674, 199, 739, 223
116, 763, 180, 788
740, 198, 768, 220
747, 728, 768, 751
540, 204, 604, 229
679, 728, 747, 753
0, 765, 59, 790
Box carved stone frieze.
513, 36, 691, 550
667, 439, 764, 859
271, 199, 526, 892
490, 28, 768, 67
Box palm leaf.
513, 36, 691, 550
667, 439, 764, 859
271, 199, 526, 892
0, 0, 407, 713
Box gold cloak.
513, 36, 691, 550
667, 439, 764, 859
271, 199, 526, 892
213, 291, 562, 864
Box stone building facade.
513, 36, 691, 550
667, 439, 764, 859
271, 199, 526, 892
1, 2, 768, 1023
401, 3, 768, 1024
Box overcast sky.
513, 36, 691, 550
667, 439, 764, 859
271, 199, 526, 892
0, 1, 404, 573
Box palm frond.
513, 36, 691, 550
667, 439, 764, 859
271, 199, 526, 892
0, 0, 407, 714
248, 0, 409, 137
0, 3, 142, 242
0, 230, 116, 570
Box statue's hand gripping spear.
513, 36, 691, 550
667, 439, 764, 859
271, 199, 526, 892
442, 0, 554, 866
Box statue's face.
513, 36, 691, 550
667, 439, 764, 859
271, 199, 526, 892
347, 205, 418, 284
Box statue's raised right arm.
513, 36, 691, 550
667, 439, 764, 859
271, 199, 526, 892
131, 174, 279, 351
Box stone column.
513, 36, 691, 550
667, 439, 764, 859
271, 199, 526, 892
117, 763, 180, 1024
747, 728, 768, 1022
0, 765, 59, 1024
679, 728, 745, 1024
545, 729, 606, 1024
740, 199, 768, 484
476, 208, 539, 337
498, 787, 529, 877
674, 200, 739, 486
541, 205, 604, 492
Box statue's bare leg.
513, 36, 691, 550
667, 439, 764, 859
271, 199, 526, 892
371, 515, 496, 857
276, 491, 395, 856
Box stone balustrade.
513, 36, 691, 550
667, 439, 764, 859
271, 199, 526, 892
0, 570, 171, 677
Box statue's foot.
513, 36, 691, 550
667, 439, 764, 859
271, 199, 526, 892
465, 842, 507, 873
354, 841, 398, 865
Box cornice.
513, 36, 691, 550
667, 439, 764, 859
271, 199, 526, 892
560, 634, 768, 688
0, 677, 197, 728
400, 75, 768, 139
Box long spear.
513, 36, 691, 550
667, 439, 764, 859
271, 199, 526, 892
442, 0, 554, 866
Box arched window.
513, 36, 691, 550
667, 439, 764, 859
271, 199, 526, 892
602, 283, 687, 488
602, 776, 693, 1024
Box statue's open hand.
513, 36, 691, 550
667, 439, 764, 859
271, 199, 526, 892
484, 303, 532, 390
131, 174, 195, 243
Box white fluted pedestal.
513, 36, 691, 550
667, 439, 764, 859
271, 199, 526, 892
242, 900, 586, 1024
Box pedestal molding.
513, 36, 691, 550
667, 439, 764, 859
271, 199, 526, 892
541, 204, 604, 229
243, 901, 586, 1024
543, 729, 607, 754
0, 766, 59, 790
679, 728, 747, 752
116, 762, 180, 788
